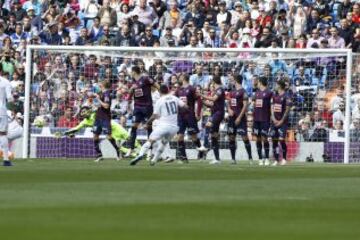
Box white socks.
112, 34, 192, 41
139, 141, 151, 157
152, 142, 166, 163
0, 136, 9, 161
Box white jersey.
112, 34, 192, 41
153, 94, 185, 127
0, 77, 13, 116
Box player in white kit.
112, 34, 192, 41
130, 84, 186, 166
0, 76, 14, 166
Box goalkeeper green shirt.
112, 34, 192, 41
71, 113, 129, 141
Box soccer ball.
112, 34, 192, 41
0, 150, 15, 160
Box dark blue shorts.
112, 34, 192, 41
178, 114, 199, 135
228, 116, 247, 136
133, 106, 153, 124
209, 111, 224, 133
270, 124, 288, 139
93, 118, 111, 135
253, 121, 270, 137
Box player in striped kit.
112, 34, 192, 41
270, 79, 291, 166
175, 73, 204, 163
253, 77, 273, 166
201, 76, 225, 164
227, 75, 252, 164
127, 66, 159, 157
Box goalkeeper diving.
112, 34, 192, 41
64, 106, 141, 159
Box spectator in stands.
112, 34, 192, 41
333, 120, 344, 131
254, 27, 273, 48
352, 98, 360, 120
339, 19, 353, 48
97, 0, 117, 27
57, 106, 79, 128
352, 3, 360, 24
256, 5, 272, 29
23, 0, 42, 16
42, 4, 60, 25
160, 26, 177, 47
5, 13, 16, 35
328, 27, 346, 49
316, 100, 333, 128
112, 24, 136, 46
333, 101, 345, 127
0, 23, 7, 49
190, 63, 210, 89
138, 25, 158, 46
307, 28, 324, 48
83, 0, 100, 28
291, 6, 307, 39
338, 0, 353, 20
205, 27, 223, 47
216, 1, 231, 27
184, 3, 205, 29
159, 0, 182, 31
1, 50, 15, 76
116, 3, 131, 28
330, 85, 345, 112
39, 21, 62, 45
10, 23, 27, 48
298, 113, 311, 141
75, 28, 92, 45
307, 9, 324, 32
132, 0, 158, 27
350, 117, 360, 142
13, 0, 27, 22
16, 64, 25, 82
87, 17, 103, 43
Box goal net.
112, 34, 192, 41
21, 46, 356, 163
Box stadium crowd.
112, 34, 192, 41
0, 0, 360, 144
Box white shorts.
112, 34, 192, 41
7, 121, 23, 141
0, 115, 8, 133
150, 125, 178, 143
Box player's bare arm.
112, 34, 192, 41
236, 99, 248, 125
277, 105, 291, 127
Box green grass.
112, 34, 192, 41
1, 160, 360, 240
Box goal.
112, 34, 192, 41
21, 46, 357, 163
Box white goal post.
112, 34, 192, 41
23, 46, 355, 163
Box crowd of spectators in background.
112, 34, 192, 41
0, 0, 360, 143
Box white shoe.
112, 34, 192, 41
209, 160, 220, 165
249, 159, 254, 165
280, 159, 287, 166
164, 157, 175, 163
94, 156, 104, 162
264, 159, 270, 166
197, 146, 208, 152
271, 161, 278, 166
124, 150, 132, 158
116, 156, 121, 161
258, 160, 264, 166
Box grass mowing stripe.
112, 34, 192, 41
0, 160, 360, 240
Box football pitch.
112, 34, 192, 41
1, 159, 360, 240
